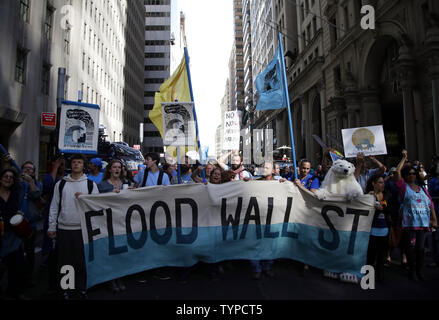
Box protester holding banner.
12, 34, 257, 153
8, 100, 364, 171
293, 159, 320, 193
293, 159, 320, 275
48, 154, 99, 299
365, 174, 392, 283
218, 152, 252, 181
0, 168, 28, 299
395, 150, 438, 281
250, 161, 277, 280
97, 159, 127, 293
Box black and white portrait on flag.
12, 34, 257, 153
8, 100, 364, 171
162, 102, 196, 146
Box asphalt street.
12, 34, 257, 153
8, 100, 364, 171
20, 251, 439, 301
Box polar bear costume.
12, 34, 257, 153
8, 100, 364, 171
315, 159, 365, 284
315, 159, 363, 201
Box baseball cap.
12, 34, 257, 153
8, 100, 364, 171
90, 158, 103, 169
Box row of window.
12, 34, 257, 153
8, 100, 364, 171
145, 25, 170, 31
144, 78, 166, 84
146, 12, 170, 17
15, 47, 51, 95
145, 65, 170, 71
145, 0, 171, 5
145, 52, 170, 58
145, 40, 170, 46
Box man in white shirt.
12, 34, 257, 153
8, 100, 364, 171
218, 152, 252, 181
48, 154, 99, 299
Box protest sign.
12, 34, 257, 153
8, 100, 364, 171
76, 182, 375, 289
223, 111, 241, 150
58, 101, 100, 154
342, 125, 387, 158
162, 102, 196, 146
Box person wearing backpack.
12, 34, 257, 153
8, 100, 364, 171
47, 154, 99, 299
133, 152, 170, 188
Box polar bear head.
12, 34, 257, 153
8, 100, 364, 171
330, 159, 355, 178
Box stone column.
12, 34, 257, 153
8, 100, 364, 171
300, 94, 311, 160
426, 26, 439, 155
397, 45, 418, 160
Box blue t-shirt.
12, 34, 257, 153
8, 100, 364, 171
428, 177, 439, 213
295, 173, 320, 191
135, 169, 170, 187
88, 172, 104, 184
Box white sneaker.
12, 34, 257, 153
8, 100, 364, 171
339, 272, 359, 284
323, 270, 339, 279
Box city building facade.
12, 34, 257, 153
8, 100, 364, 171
244, 0, 439, 166
0, 0, 145, 174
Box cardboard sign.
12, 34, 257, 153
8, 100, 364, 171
342, 125, 387, 158
161, 102, 196, 146
58, 100, 100, 154
222, 111, 241, 150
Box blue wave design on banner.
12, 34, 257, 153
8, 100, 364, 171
84, 223, 369, 289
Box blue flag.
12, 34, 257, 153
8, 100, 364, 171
255, 47, 287, 111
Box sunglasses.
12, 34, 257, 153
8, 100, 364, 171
407, 172, 416, 176
2, 175, 14, 179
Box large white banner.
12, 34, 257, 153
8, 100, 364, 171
58, 101, 100, 154
76, 181, 375, 289
161, 102, 196, 146
342, 125, 387, 158
223, 111, 241, 150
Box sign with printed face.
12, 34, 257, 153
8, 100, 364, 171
223, 111, 241, 150
58, 100, 100, 154
342, 125, 387, 158
41, 112, 56, 128
161, 102, 196, 146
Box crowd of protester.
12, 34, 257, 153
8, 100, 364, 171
0, 147, 438, 299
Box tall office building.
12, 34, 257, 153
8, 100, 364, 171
232, 0, 245, 114
0, 0, 145, 174
144, 0, 181, 154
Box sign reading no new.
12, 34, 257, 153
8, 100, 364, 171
223, 111, 240, 150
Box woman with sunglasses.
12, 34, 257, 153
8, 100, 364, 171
0, 168, 28, 299
395, 150, 438, 281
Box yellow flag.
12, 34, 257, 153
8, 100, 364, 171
149, 56, 191, 137
148, 55, 198, 158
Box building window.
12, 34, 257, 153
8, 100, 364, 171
44, 6, 54, 40
344, 6, 350, 30
19, 0, 30, 22
64, 29, 70, 55
329, 15, 338, 47
42, 63, 51, 95
15, 47, 27, 84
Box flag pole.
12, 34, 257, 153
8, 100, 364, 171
278, 33, 298, 180
184, 47, 206, 182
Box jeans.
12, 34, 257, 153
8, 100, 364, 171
367, 235, 388, 280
